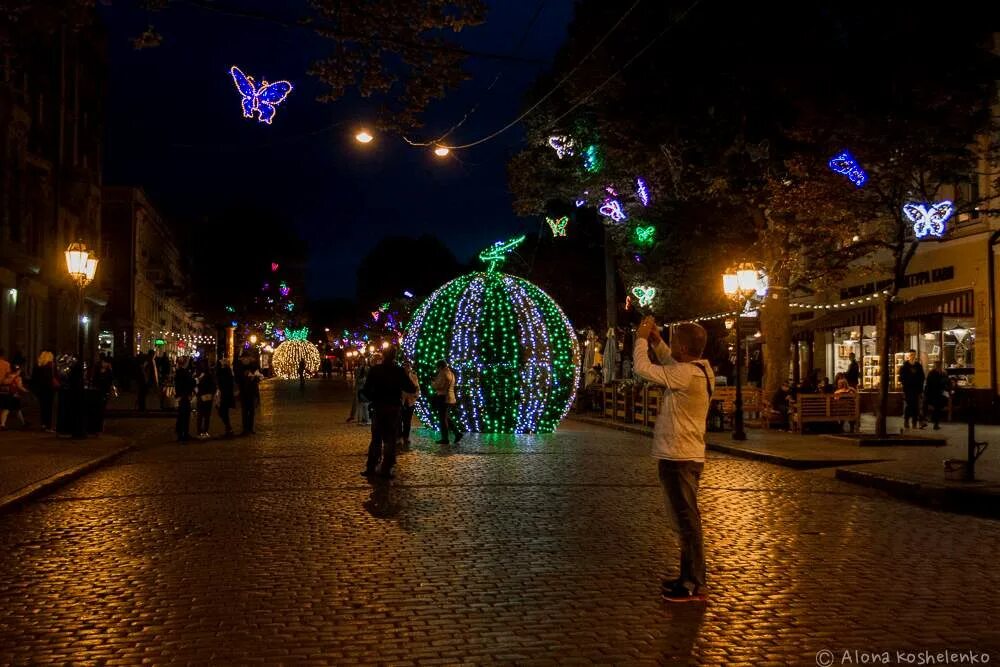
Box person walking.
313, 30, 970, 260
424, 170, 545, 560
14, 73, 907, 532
92, 357, 116, 434
633, 316, 714, 602
400, 359, 420, 447
923, 361, 950, 430
898, 349, 925, 429
173, 356, 195, 442
431, 360, 463, 445
216, 358, 236, 437
361, 347, 417, 479
298, 356, 307, 391
32, 351, 58, 432
237, 354, 262, 435
195, 358, 216, 439
0, 365, 28, 430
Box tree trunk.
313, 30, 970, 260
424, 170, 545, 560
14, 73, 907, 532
876, 296, 891, 437
604, 227, 617, 332
760, 286, 791, 402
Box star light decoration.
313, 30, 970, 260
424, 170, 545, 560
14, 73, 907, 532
230, 66, 293, 125
401, 257, 580, 434
903, 200, 955, 239
546, 216, 569, 237
547, 135, 575, 159
631, 285, 656, 308
828, 150, 867, 187
636, 177, 651, 206
598, 198, 627, 223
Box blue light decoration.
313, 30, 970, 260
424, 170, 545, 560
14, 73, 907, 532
279, 281, 291, 297
828, 150, 867, 187
903, 200, 955, 239
631, 285, 656, 308
583, 144, 603, 173
598, 198, 627, 223
547, 135, 575, 159
403, 290, 415, 298
230, 66, 293, 125
636, 177, 651, 206
546, 216, 569, 237
286, 302, 294, 312
230, 320, 238, 327
575, 199, 586, 208
479, 235, 526, 272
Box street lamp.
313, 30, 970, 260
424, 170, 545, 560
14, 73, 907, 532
65, 241, 99, 361
722, 262, 761, 441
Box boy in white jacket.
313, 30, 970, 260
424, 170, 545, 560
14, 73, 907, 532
633, 316, 714, 602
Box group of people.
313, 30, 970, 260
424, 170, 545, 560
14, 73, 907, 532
898, 349, 951, 430
169, 353, 262, 442
0, 348, 116, 433
349, 351, 464, 479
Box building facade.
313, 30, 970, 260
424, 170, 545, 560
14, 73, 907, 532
0, 14, 106, 370
101, 187, 212, 366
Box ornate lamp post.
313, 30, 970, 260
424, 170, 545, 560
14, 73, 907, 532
722, 263, 759, 441
65, 241, 99, 360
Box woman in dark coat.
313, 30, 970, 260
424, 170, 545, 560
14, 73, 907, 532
194, 358, 216, 439
216, 358, 236, 438
32, 350, 57, 432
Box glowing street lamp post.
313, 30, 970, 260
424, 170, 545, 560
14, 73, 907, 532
722, 264, 758, 441
64, 241, 99, 438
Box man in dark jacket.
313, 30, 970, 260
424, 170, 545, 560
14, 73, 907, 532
362, 347, 417, 479
174, 356, 196, 442
923, 361, 950, 430
845, 352, 860, 388
898, 349, 926, 429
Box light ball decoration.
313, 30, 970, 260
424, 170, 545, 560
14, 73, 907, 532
402, 271, 580, 434
271, 339, 321, 379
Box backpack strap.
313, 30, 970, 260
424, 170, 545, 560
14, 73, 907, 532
692, 362, 713, 398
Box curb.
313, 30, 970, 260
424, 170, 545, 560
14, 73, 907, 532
568, 416, 880, 469
0, 442, 136, 514
835, 467, 1000, 520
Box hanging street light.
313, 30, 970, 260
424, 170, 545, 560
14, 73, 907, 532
355, 130, 374, 144
433, 146, 450, 157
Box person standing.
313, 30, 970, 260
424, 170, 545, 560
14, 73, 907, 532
400, 359, 420, 447
216, 358, 236, 437
431, 360, 463, 445
923, 361, 949, 430
845, 352, 861, 389
632, 317, 714, 602
898, 349, 925, 429
92, 357, 116, 434
173, 356, 195, 442
0, 366, 27, 430
32, 351, 58, 432
195, 358, 216, 439
361, 347, 417, 479
137, 350, 158, 411
237, 355, 262, 435
298, 356, 307, 391
356, 362, 371, 426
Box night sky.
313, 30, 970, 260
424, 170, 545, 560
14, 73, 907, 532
99, 0, 576, 301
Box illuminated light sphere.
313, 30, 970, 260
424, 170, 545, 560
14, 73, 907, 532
402, 271, 580, 435
271, 339, 321, 379
356, 130, 374, 143
434, 146, 450, 157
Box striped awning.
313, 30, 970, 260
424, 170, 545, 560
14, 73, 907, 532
793, 305, 877, 332
892, 290, 974, 319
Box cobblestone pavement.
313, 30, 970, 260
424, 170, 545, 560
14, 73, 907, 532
0, 380, 998, 665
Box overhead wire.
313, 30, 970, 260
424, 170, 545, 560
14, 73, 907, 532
435, 0, 647, 151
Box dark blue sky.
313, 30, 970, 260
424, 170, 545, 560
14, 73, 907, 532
100, 1, 576, 300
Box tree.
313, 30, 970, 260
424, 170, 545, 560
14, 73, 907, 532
355, 234, 464, 306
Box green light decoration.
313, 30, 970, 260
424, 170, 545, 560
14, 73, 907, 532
285, 326, 310, 341
582, 144, 603, 173
271, 338, 321, 379
635, 225, 656, 245
478, 235, 526, 272
631, 285, 656, 308
402, 269, 580, 435
154, 338, 166, 346
546, 216, 569, 237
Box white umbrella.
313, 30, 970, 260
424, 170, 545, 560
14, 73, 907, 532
582, 329, 597, 375
603, 328, 618, 384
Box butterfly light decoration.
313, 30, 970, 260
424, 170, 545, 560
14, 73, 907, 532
547, 135, 575, 159
635, 225, 655, 245
827, 150, 867, 187
546, 216, 569, 238
631, 285, 656, 308
230, 66, 293, 125
903, 200, 954, 239
636, 177, 651, 206
599, 198, 627, 223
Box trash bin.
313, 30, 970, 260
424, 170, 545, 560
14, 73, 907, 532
943, 458, 968, 481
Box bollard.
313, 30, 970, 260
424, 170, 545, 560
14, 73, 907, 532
961, 388, 989, 482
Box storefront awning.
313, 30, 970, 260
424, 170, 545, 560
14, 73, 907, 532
892, 290, 974, 319
793, 305, 877, 335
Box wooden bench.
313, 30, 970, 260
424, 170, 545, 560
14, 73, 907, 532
792, 393, 860, 432
712, 387, 762, 428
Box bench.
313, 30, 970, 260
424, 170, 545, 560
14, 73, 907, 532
792, 393, 860, 432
